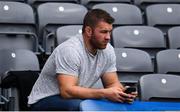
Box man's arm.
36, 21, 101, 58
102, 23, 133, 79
101, 72, 137, 102
57, 74, 105, 99
57, 73, 132, 102
101, 72, 124, 89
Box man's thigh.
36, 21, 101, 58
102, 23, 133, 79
30, 94, 83, 111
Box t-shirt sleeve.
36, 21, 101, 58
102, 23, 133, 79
55, 47, 80, 77
103, 46, 117, 73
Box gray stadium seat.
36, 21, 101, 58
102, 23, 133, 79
134, 0, 180, 10
28, 0, 79, 6
168, 26, 180, 49
56, 25, 82, 45
112, 26, 166, 59
0, 0, 26, 2
0, 49, 40, 111
115, 48, 153, 85
156, 49, 180, 74
92, 3, 143, 26
0, 1, 38, 52
37, 3, 87, 54
80, 0, 131, 9
138, 74, 180, 101
146, 4, 180, 33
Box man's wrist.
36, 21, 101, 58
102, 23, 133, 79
98, 88, 106, 99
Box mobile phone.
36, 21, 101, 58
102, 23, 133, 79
125, 87, 136, 94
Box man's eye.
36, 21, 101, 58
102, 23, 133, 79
101, 31, 108, 33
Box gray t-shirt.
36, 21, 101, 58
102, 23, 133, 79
28, 34, 117, 104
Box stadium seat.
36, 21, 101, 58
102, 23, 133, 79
56, 25, 82, 45
0, 49, 40, 111
80, 0, 131, 9
0, 0, 26, 2
138, 74, 180, 101
146, 4, 180, 34
134, 0, 180, 10
37, 3, 87, 54
115, 48, 153, 85
92, 3, 143, 26
112, 26, 166, 59
156, 49, 180, 74
168, 26, 180, 49
0, 1, 38, 53
28, 0, 79, 6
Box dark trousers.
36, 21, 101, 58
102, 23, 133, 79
30, 95, 83, 111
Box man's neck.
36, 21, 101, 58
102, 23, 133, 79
83, 34, 97, 56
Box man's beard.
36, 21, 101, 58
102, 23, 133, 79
90, 35, 108, 50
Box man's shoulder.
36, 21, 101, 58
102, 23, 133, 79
57, 35, 83, 49
54, 35, 83, 55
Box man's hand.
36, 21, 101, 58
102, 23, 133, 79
124, 91, 138, 103
103, 86, 135, 103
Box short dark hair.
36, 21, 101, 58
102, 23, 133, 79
82, 9, 115, 33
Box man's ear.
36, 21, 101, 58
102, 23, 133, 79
85, 26, 92, 37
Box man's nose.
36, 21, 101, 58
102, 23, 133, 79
105, 33, 111, 40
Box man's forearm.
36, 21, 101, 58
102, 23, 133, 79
60, 86, 106, 99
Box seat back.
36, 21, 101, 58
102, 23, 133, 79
168, 26, 180, 49
115, 48, 153, 84
80, 0, 131, 9
156, 49, 180, 74
0, 1, 38, 52
0, 49, 40, 76
92, 3, 143, 26
112, 26, 166, 58
28, 0, 79, 6
0, 0, 26, 2
56, 25, 82, 45
138, 74, 180, 101
146, 4, 180, 33
37, 3, 87, 54
134, 0, 180, 10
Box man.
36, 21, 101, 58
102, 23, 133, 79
28, 9, 137, 111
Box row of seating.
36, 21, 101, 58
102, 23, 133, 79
47, 25, 180, 58
0, 48, 180, 110
1, 2, 180, 54
2, 47, 179, 85
1, 0, 180, 8
115, 48, 180, 84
